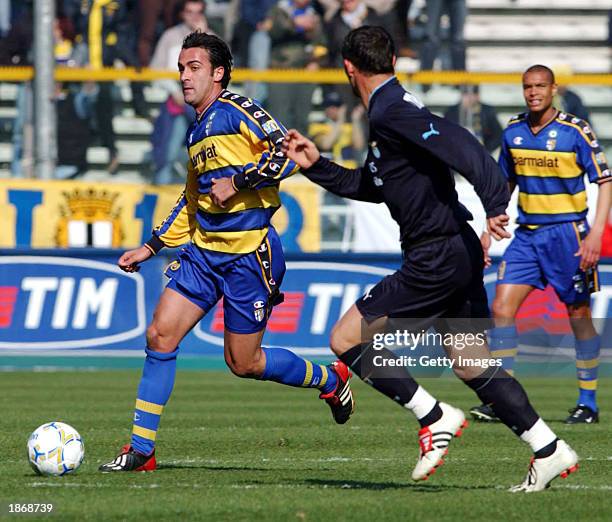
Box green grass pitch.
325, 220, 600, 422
0, 371, 610, 521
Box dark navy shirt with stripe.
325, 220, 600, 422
303, 77, 510, 250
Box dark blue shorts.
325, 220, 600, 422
497, 220, 599, 305
164, 227, 286, 334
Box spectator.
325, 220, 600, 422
136, 0, 181, 67
553, 65, 590, 123
325, 0, 383, 68
266, 0, 325, 134
420, 0, 466, 72
390, 0, 417, 58
231, 0, 277, 67
54, 81, 97, 179
71, 0, 135, 175
310, 90, 366, 167
149, 0, 208, 184
0, 2, 32, 66
558, 85, 590, 123
444, 85, 502, 154
231, 0, 278, 104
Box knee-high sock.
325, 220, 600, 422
131, 347, 177, 456
489, 325, 518, 376
340, 344, 441, 426
575, 335, 600, 411
261, 347, 338, 395
465, 366, 557, 455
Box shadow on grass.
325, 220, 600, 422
304, 478, 496, 492
157, 463, 271, 472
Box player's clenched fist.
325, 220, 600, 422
281, 129, 321, 170
118, 245, 153, 273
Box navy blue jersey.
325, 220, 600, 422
303, 77, 509, 250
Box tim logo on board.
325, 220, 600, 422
0, 257, 146, 349
194, 261, 394, 355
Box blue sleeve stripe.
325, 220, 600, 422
156, 195, 187, 236
516, 174, 586, 196
195, 206, 277, 233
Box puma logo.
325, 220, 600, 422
422, 123, 440, 141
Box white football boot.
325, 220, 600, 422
509, 439, 579, 492
411, 402, 468, 481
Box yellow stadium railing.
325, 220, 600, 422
0, 67, 611, 85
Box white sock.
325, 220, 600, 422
404, 385, 437, 420
519, 418, 557, 453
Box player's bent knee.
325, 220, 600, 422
146, 323, 176, 353
226, 359, 263, 379
330, 324, 352, 356
491, 298, 514, 319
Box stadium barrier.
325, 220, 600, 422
0, 178, 320, 252
1, 67, 611, 85
0, 249, 610, 368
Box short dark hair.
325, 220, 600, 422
182, 31, 233, 88
341, 26, 395, 75
523, 64, 555, 84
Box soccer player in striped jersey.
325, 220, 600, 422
471, 65, 611, 426
99, 32, 354, 472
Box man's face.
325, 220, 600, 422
342, 0, 360, 13
182, 1, 205, 31
178, 47, 222, 109
522, 70, 556, 113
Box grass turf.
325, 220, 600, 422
0, 371, 610, 521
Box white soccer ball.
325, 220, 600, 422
27, 422, 84, 476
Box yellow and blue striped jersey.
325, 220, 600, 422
148, 90, 299, 256
499, 111, 611, 226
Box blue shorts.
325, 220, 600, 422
497, 220, 599, 305
164, 227, 286, 334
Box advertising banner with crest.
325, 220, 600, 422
0, 178, 320, 252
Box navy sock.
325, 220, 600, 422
340, 344, 420, 406
464, 366, 539, 435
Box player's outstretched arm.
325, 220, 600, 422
282, 129, 384, 203
487, 214, 511, 241
118, 245, 154, 273
281, 129, 321, 169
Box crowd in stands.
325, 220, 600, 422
0, 0, 597, 184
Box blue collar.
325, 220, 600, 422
368, 76, 396, 106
